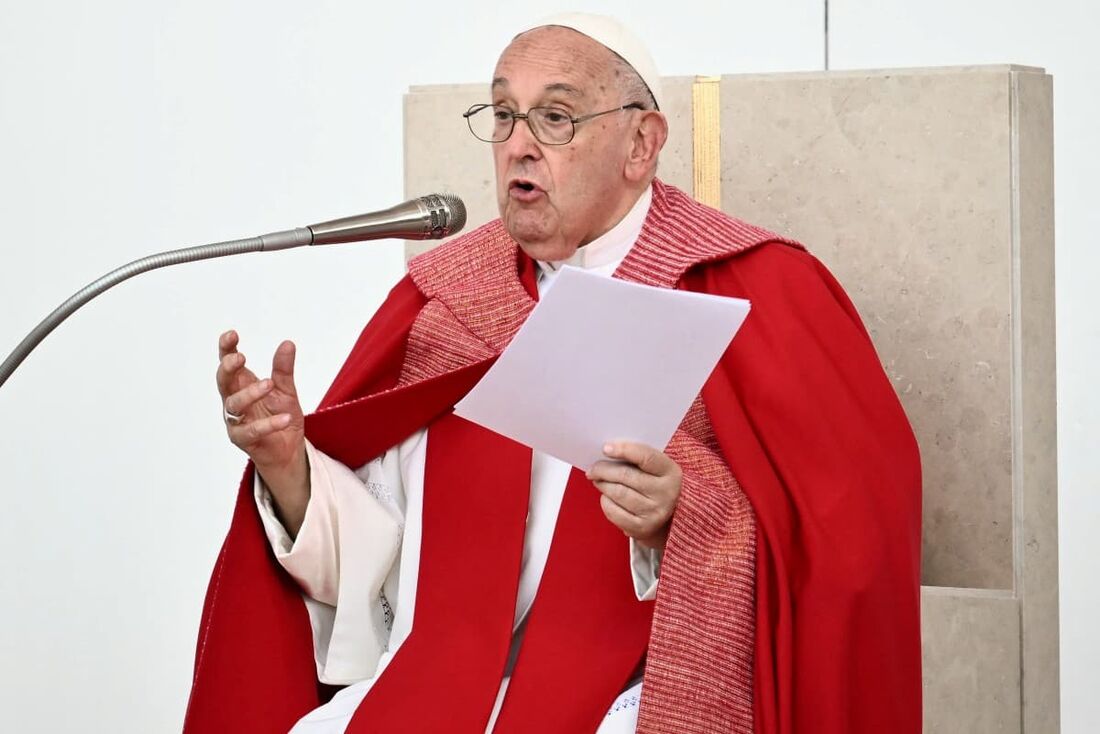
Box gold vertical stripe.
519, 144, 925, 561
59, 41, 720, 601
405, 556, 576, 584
691, 75, 722, 208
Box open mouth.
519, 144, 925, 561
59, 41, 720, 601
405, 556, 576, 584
511, 179, 538, 192
508, 179, 543, 202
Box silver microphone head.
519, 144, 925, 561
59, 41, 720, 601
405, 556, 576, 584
419, 193, 467, 239
307, 193, 468, 245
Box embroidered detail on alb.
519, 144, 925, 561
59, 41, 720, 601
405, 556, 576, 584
606, 693, 641, 716
365, 480, 394, 505
379, 591, 394, 631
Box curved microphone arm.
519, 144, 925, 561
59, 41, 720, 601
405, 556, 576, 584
0, 227, 312, 390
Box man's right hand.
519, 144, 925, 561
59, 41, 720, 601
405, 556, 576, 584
217, 330, 310, 537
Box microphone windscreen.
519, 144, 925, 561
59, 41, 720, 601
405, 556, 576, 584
424, 193, 466, 238
441, 193, 467, 235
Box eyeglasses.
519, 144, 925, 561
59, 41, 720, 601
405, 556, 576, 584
463, 103, 645, 145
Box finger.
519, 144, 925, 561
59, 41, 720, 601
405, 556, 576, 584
587, 460, 659, 495
228, 413, 292, 445
224, 378, 274, 416
217, 351, 260, 397
216, 351, 246, 397
599, 494, 646, 538
218, 329, 239, 360
602, 441, 675, 476
270, 340, 298, 396
592, 479, 655, 516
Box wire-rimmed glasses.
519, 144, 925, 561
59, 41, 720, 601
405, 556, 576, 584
463, 102, 645, 145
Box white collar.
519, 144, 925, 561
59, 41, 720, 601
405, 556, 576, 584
536, 184, 652, 276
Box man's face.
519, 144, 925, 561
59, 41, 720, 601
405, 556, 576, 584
490, 27, 637, 262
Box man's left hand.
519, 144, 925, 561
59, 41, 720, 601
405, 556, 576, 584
587, 442, 683, 551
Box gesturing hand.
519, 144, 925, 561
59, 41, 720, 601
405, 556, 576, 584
216, 330, 309, 534
586, 442, 683, 551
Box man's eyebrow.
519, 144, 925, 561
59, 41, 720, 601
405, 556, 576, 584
489, 78, 583, 97
544, 82, 582, 97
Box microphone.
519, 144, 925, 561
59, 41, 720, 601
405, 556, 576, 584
308, 193, 467, 245
252, 193, 467, 251
0, 193, 468, 389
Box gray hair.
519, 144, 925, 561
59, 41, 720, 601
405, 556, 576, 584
610, 53, 658, 110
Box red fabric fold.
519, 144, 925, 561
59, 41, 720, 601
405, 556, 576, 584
687, 244, 922, 733
493, 468, 655, 733
347, 414, 531, 732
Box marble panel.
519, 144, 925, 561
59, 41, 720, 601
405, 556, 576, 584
1013, 70, 1059, 734
720, 68, 1017, 590
654, 76, 694, 194
921, 587, 1021, 733
404, 84, 497, 261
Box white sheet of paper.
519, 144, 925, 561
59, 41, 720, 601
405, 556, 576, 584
453, 266, 752, 469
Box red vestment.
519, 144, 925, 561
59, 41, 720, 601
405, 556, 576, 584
184, 179, 922, 733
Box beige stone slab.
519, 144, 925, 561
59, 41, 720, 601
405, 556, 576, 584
653, 76, 693, 194
719, 68, 1015, 590
403, 85, 496, 261
1012, 70, 1059, 734
722, 64, 1045, 82
921, 587, 1021, 733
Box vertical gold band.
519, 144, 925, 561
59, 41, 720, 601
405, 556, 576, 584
691, 75, 722, 208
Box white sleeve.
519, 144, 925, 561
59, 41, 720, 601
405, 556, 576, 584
629, 539, 661, 602
253, 439, 405, 684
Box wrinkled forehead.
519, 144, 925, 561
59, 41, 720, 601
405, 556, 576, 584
492, 27, 616, 103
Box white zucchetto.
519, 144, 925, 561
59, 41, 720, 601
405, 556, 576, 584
514, 12, 664, 111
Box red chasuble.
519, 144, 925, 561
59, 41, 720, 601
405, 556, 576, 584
184, 179, 922, 733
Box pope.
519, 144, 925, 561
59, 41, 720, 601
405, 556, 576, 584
185, 12, 922, 734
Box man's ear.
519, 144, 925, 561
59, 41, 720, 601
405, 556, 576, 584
624, 110, 669, 183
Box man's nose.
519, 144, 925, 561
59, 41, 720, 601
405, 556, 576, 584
501, 115, 543, 159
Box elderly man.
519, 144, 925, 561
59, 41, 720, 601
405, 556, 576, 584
185, 13, 922, 734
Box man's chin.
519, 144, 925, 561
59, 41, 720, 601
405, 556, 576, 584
514, 239, 578, 263
503, 219, 557, 258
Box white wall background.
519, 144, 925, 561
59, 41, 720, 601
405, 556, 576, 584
0, 1, 1093, 731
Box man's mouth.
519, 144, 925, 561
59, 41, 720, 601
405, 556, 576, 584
509, 179, 544, 202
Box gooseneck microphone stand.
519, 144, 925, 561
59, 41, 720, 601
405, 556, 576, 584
0, 193, 466, 390
0, 228, 313, 390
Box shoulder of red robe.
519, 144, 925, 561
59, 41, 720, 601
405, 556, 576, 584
406, 178, 806, 300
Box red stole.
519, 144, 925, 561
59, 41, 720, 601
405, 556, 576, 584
347, 412, 654, 733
